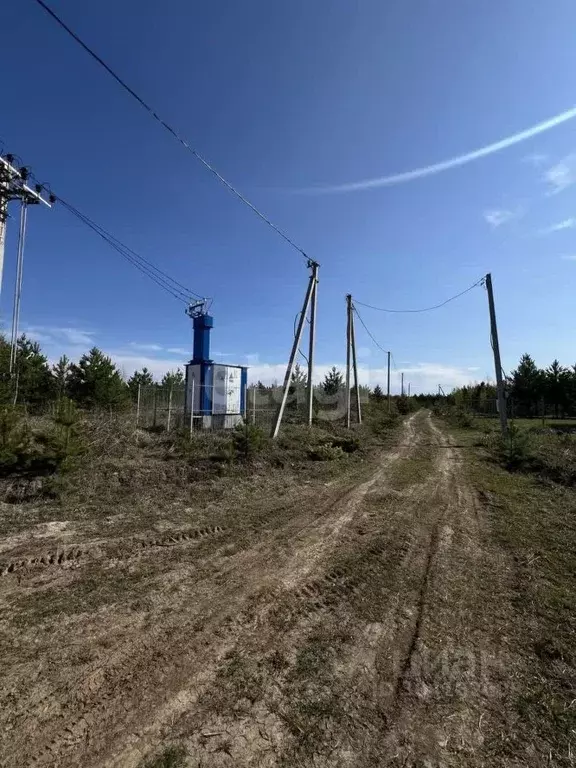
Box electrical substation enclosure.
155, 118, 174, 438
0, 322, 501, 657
184, 309, 247, 429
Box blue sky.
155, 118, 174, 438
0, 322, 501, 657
2, 0, 576, 391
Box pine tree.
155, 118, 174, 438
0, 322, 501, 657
290, 363, 307, 387
289, 362, 307, 408
127, 367, 154, 401
510, 354, 544, 417
372, 384, 385, 400
68, 348, 129, 409
545, 360, 570, 417
0, 335, 55, 408
322, 366, 344, 396
161, 368, 184, 389
52, 355, 71, 400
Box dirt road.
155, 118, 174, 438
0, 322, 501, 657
0, 412, 519, 767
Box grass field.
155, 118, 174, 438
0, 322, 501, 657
448, 418, 576, 765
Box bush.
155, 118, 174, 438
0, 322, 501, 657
454, 409, 475, 428
329, 435, 361, 453
396, 396, 411, 415
308, 443, 345, 461
485, 423, 533, 470
232, 423, 266, 460
0, 407, 33, 475
0, 406, 75, 477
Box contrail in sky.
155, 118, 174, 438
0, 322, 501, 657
302, 105, 576, 193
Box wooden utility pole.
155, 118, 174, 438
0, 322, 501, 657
345, 294, 352, 428
306, 262, 319, 426
350, 303, 362, 424
272, 262, 318, 438
485, 272, 508, 435
387, 351, 391, 414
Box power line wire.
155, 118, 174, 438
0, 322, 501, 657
354, 277, 484, 314
3, 146, 205, 304
352, 304, 389, 355
55, 194, 202, 303
65, 205, 189, 303
56, 195, 204, 301
32, 0, 314, 266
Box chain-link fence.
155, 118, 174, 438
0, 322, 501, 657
134, 384, 366, 433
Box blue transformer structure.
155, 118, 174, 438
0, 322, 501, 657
184, 304, 248, 429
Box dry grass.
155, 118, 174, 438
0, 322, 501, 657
447, 420, 576, 765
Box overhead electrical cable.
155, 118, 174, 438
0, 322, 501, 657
32, 0, 314, 266
352, 305, 389, 355
52, 191, 204, 303
354, 277, 484, 314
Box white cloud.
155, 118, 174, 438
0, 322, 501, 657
166, 347, 189, 356
540, 218, 576, 234
299, 105, 576, 193
107, 353, 185, 381
23, 326, 95, 347
561, 254, 576, 261
129, 342, 163, 352
543, 154, 576, 194
246, 361, 482, 394
483, 208, 521, 228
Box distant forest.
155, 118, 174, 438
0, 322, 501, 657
415, 354, 576, 418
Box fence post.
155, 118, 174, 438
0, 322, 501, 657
167, 385, 173, 433
251, 387, 256, 425
189, 380, 195, 436
136, 383, 141, 427
152, 387, 158, 428
243, 383, 248, 421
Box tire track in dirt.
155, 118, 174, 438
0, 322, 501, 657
0, 488, 361, 748
93, 416, 426, 768
2, 424, 420, 768
358, 414, 512, 767
104, 414, 430, 767
139, 411, 511, 768
0, 525, 227, 578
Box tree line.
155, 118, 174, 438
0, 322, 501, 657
443, 354, 576, 418
0, 335, 184, 410
10, 338, 561, 418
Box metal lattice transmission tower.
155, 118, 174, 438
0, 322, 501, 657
0, 154, 53, 376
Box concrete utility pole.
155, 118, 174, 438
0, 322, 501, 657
387, 350, 391, 414
9, 202, 28, 376
408, 382, 411, 397
345, 294, 352, 429
272, 261, 318, 438
0, 154, 52, 399
485, 272, 508, 435
401, 372, 405, 397
350, 302, 362, 424
306, 262, 319, 426
0, 154, 52, 309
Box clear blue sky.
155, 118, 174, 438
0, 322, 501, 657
2, 0, 576, 391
